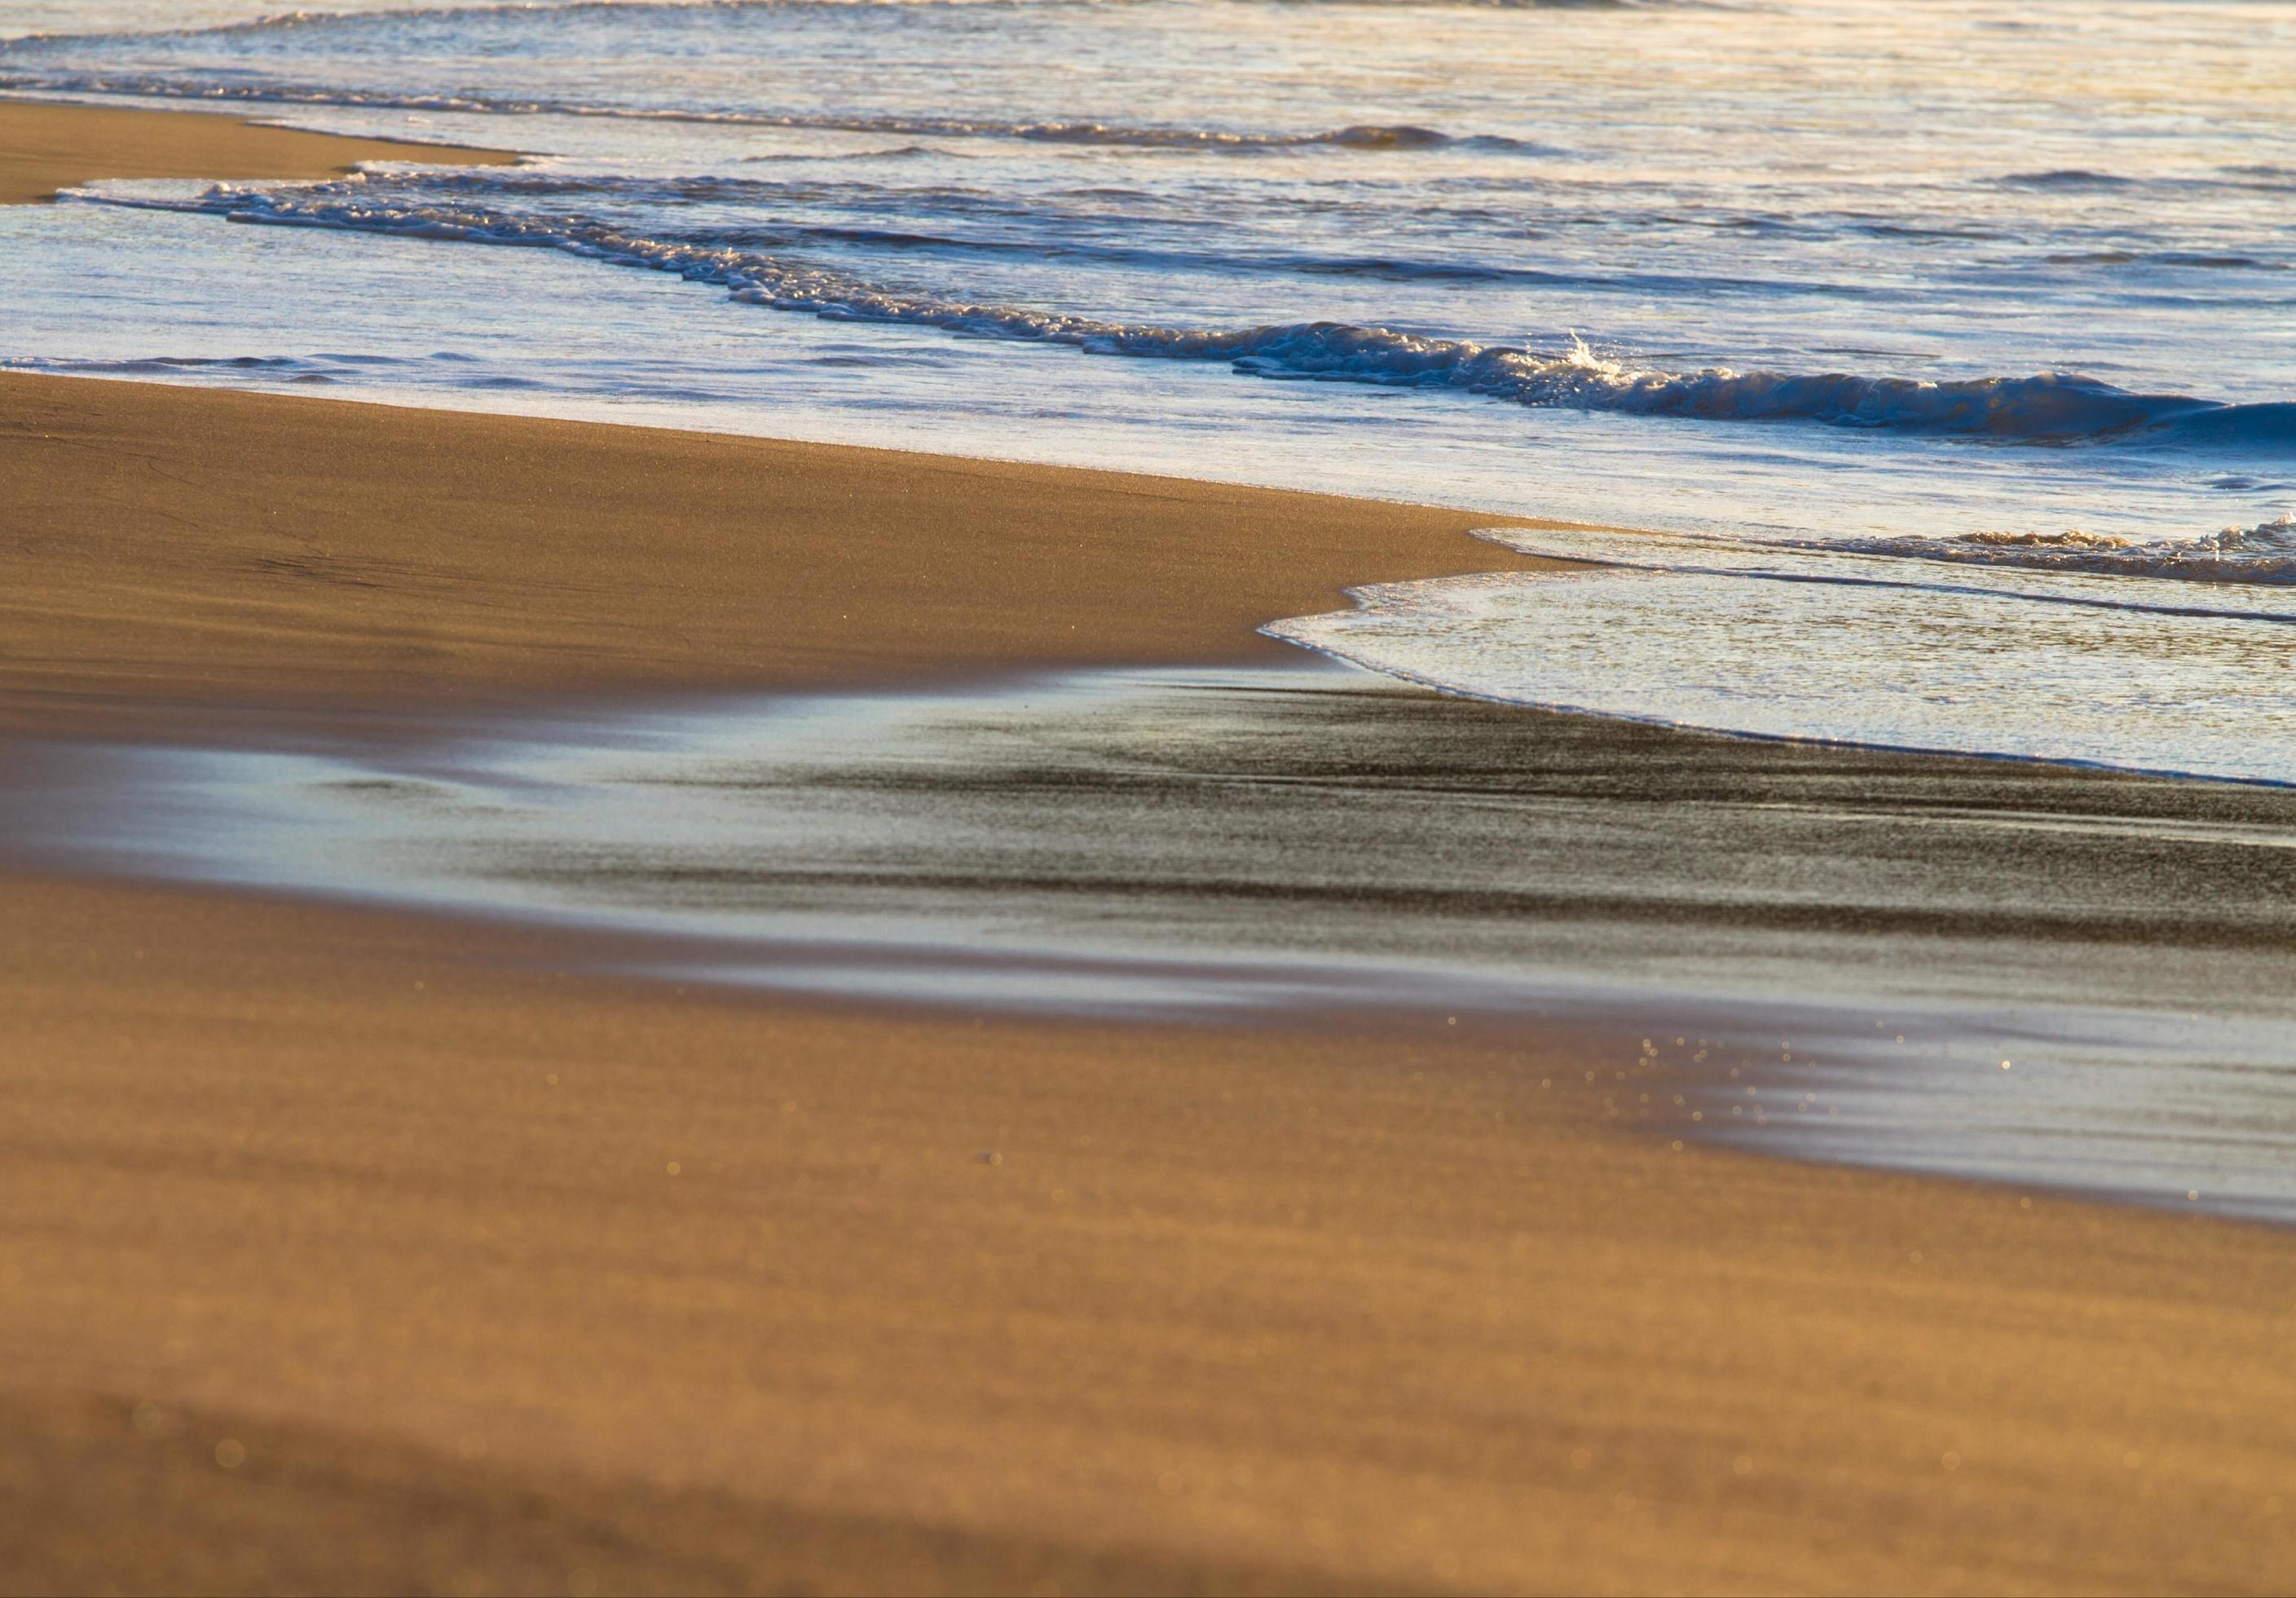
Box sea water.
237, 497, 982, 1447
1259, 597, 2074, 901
0, 0, 2290, 761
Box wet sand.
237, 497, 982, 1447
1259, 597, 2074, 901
0, 370, 1565, 739
0, 100, 518, 207
5, 322, 2296, 1586
15, 664, 2293, 1217
7, 871, 2296, 1595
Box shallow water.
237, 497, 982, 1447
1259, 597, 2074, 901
11, 666, 2296, 1221
1273, 526, 2296, 784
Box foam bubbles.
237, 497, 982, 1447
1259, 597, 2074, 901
1267, 528, 2296, 785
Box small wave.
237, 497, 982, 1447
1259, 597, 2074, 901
2155, 252, 2275, 271
738, 144, 941, 162
74, 180, 2296, 453
4, 353, 310, 373
2221, 163, 2296, 192
2046, 249, 2280, 272
1016, 118, 1454, 151
1455, 133, 1562, 155
1823, 518, 2296, 587
1999, 169, 2135, 191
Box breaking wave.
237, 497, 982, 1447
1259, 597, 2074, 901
77, 179, 2294, 451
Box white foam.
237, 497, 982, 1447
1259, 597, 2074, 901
1267, 529, 2296, 785
73, 178, 2293, 453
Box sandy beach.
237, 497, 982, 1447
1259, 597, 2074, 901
0, 100, 517, 207
0, 369, 1564, 739
5, 107, 2296, 1595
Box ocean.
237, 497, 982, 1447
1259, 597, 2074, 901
2, 0, 2292, 770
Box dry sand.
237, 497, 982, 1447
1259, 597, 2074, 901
3, 112, 2294, 1594
0, 100, 516, 206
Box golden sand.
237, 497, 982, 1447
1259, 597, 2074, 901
0, 372, 1572, 739
0, 100, 515, 207
4, 870, 2292, 1594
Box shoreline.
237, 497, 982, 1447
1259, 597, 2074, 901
0, 99, 518, 205
6, 121, 2296, 1588
15, 651, 2296, 1227
0, 369, 1571, 740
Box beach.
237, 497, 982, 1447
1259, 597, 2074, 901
6, 98, 2296, 1597
0, 368, 1562, 738
0, 101, 515, 207
9, 866, 2296, 1596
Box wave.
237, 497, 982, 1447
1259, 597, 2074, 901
2044, 249, 2283, 272
76, 180, 2296, 452
0, 67, 1497, 153
1818, 517, 2296, 587
1998, 169, 2136, 192
10, 353, 308, 371
2153, 403, 2296, 452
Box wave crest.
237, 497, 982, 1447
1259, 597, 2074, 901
71, 179, 2296, 454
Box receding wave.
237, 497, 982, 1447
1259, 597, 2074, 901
1269, 532, 2296, 787
1818, 517, 2296, 587
80, 180, 2296, 452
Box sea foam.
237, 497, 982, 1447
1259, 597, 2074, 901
1266, 530, 2296, 786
